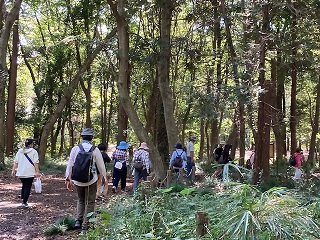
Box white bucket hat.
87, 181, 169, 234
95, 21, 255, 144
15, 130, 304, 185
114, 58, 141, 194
139, 142, 149, 150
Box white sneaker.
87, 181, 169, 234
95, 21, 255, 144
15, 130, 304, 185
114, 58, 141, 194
18, 203, 28, 208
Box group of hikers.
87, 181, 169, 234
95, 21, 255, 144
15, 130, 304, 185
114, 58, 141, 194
10, 128, 198, 231
10, 127, 304, 232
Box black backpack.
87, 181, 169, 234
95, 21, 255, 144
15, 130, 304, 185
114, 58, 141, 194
289, 155, 297, 166
173, 151, 183, 168
71, 144, 96, 183
133, 152, 144, 170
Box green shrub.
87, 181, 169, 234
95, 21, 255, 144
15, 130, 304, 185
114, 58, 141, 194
43, 216, 75, 236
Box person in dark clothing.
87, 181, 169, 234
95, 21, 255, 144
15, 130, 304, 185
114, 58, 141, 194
213, 141, 225, 162
221, 144, 232, 164
96, 143, 111, 199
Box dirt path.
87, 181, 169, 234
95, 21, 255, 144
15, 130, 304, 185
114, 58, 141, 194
0, 170, 134, 240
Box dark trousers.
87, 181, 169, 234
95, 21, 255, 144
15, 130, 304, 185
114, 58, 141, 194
112, 166, 127, 190
20, 177, 34, 204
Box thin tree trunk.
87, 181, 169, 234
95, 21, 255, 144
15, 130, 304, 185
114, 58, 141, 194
308, 76, 320, 162
107, 74, 116, 147
199, 118, 205, 161
220, 0, 245, 163
290, 1, 298, 154
6, 21, 19, 156
38, 28, 116, 163
59, 118, 66, 155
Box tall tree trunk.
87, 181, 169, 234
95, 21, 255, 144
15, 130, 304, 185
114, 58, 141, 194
117, 104, 128, 143
157, 0, 179, 152
239, 105, 245, 165
51, 117, 62, 156
308, 76, 320, 163
220, 0, 245, 163
0, 0, 22, 166
107, 0, 165, 178
272, 49, 286, 162
199, 118, 205, 161
6, 20, 19, 156
209, 0, 221, 157
38, 28, 116, 163
253, 3, 271, 184
290, 1, 298, 154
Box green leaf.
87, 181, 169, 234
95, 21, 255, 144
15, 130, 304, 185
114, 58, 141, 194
163, 187, 173, 193
180, 187, 196, 195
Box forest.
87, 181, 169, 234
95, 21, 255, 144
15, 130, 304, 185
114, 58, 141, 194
1, 0, 320, 182
2, 0, 320, 239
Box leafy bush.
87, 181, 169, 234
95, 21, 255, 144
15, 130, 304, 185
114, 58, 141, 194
43, 216, 75, 236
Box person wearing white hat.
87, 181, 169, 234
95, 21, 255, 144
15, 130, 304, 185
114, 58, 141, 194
132, 142, 151, 192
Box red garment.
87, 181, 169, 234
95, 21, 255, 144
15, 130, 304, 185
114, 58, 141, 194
294, 152, 302, 168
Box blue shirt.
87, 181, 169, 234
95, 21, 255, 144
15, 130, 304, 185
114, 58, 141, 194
169, 149, 187, 169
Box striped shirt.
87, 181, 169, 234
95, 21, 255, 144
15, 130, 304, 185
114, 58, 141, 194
133, 148, 151, 170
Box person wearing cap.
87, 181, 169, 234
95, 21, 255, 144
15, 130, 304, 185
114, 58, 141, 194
111, 141, 130, 193
65, 128, 107, 231
186, 136, 197, 181
169, 142, 187, 177
132, 142, 151, 192
11, 138, 40, 208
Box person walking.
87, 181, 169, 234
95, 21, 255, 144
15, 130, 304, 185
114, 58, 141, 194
213, 141, 225, 162
96, 143, 111, 199
169, 143, 187, 179
111, 141, 130, 193
132, 142, 151, 192
65, 128, 107, 231
293, 147, 303, 179
11, 138, 40, 208
186, 136, 196, 181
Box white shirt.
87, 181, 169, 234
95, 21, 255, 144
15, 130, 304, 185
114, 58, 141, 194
186, 141, 194, 157
14, 147, 39, 178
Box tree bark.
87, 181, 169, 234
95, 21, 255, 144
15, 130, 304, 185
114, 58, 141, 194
253, 3, 271, 183
157, 0, 179, 152
0, 0, 22, 166
308, 76, 320, 162
290, 1, 298, 154
38, 28, 116, 163
6, 20, 19, 156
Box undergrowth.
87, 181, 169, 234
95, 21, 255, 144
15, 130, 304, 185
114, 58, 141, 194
40, 161, 320, 239
78, 180, 320, 240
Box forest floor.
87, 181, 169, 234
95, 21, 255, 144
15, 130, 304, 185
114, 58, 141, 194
0, 149, 286, 240
0, 170, 133, 240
